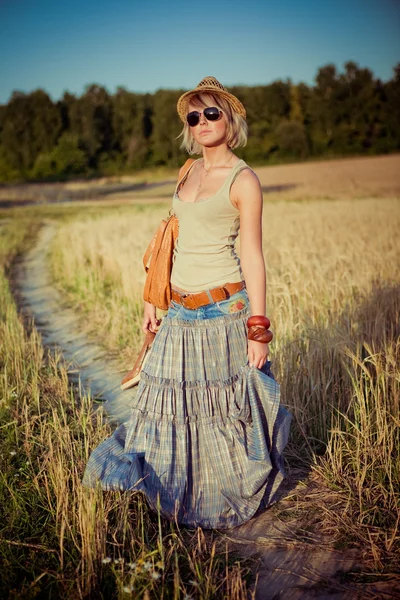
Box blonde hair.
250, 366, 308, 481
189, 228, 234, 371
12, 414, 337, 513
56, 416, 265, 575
179, 93, 248, 155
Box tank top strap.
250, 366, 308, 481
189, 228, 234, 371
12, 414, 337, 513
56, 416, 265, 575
220, 160, 249, 198
228, 160, 250, 188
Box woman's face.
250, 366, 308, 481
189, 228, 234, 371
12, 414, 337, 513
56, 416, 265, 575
187, 100, 228, 148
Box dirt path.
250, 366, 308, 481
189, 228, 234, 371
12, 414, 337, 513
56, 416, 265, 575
13, 223, 396, 600
14, 222, 133, 423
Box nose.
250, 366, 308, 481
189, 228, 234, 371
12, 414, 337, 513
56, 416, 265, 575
198, 111, 208, 125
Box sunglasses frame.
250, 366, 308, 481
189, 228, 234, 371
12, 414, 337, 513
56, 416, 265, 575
186, 107, 223, 127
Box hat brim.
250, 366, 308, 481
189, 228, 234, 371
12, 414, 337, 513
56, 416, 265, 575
177, 87, 246, 123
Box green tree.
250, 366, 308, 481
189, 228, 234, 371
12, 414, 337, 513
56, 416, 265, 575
65, 84, 113, 168
232, 81, 291, 163
0, 62, 398, 180
289, 84, 304, 123
275, 120, 309, 159
379, 64, 400, 152
111, 88, 152, 169
1, 90, 61, 175
31, 133, 86, 180
150, 89, 185, 166
334, 61, 379, 152
310, 64, 339, 153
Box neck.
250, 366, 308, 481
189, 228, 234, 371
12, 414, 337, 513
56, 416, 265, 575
202, 145, 233, 168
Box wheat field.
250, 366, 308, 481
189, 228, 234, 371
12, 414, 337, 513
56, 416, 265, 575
1, 155, 400, 597
1, 219, 251, 599
49, 189, 400, 566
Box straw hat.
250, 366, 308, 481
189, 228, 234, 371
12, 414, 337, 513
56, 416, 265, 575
177, 76, 246, 123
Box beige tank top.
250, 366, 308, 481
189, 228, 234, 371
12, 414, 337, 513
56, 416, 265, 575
170, 159, 248, 293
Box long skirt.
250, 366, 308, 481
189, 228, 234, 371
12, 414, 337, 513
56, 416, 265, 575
83, 292, 292, 529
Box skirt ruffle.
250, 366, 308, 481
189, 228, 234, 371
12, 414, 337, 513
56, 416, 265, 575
83, 309, 292, 529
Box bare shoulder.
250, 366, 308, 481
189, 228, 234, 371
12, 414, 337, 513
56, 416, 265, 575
231, 166, 262, 209
234, 167, 261, 191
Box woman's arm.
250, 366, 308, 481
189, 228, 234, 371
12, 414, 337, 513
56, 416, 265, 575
231, 168, 269, 368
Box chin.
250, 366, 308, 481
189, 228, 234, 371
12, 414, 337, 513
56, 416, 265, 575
199, 138, 226, 148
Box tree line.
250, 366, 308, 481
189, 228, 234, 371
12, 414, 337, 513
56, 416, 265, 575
0, 61, 399, 182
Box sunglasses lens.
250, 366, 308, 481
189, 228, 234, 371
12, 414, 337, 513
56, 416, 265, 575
187, 111, 200, 126
186, 107, 222, 126
204, 107, 221, 121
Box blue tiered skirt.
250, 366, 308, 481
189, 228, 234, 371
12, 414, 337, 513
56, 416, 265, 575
83, 302, 292, 529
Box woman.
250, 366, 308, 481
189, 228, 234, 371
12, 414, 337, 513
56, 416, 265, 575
83, 77, 291, 529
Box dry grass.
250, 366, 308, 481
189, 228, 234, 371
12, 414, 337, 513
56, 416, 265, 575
0, 218, 254, 598
49, 193, 400, 571
2, 154, 399, 596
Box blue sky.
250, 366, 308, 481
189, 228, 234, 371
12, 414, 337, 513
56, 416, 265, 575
0, 0, 399, 104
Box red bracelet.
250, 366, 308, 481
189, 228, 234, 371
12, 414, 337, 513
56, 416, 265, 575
247, 315, 271, 329
248, 326, 273, 343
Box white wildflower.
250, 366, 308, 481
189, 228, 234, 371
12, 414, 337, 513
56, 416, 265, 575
9, 451, 16, 456
143, 561, 152, 571
101, 557, 112, 564
114, 557, 124, 564
123, 585, 132, 593
151, 571, 161, 580
127, 562, 137, 570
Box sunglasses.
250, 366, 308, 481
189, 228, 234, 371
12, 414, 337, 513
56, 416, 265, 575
186, 107, 223, 127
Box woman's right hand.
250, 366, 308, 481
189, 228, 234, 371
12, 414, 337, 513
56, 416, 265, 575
142, 301, 160, 334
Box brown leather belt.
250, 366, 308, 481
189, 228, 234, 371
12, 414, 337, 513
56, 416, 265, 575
171, 281, 246, 310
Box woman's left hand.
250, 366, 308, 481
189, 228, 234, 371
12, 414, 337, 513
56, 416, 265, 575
248, 339, 269, 369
